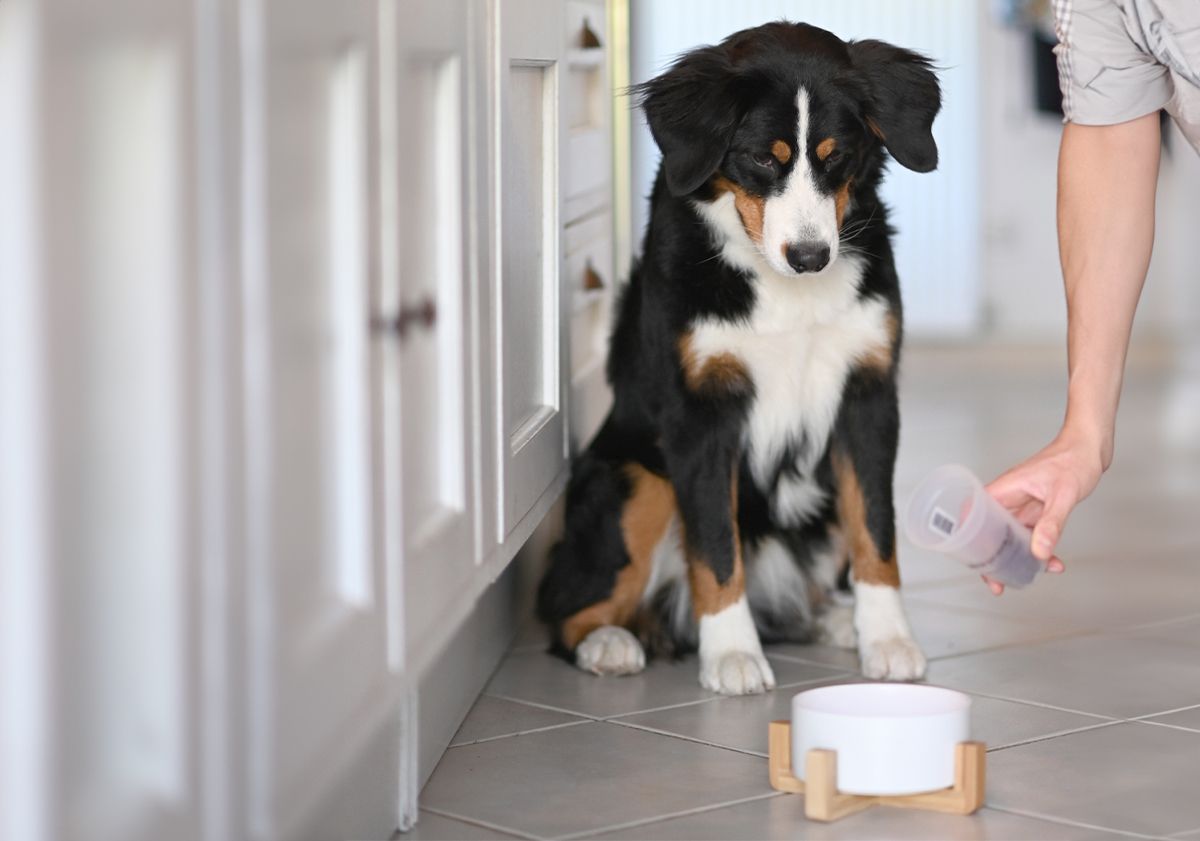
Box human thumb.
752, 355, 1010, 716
1031, 488, 1075, 561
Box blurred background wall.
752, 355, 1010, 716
629, 0, 1200, 342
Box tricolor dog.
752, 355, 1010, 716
538, 21, 942, 694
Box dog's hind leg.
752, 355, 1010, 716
538, 459, 674, 676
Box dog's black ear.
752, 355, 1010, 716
635, 46, 742, 196
847, 40, 941, 173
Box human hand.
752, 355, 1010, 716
981, 430, 1106, 595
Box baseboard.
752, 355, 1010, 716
415, 560, 521, 788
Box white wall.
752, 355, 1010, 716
629, 0, 983, 337
978, 18, 1200, 340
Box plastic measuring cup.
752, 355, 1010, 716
903, 464, 1042, 588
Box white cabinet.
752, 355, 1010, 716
0, 0, 624, 838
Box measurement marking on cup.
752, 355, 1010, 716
930, 507, 957, 537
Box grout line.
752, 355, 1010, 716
448, 719, 593, 749
935, 685, 1120, 721
419, 806, 545, 841
984, 719, 1125, 753
1120, 612, 1200, 633
761, 650, 859, 667
1129, 702, 1200, 722
595, 672, 856, 721
483, 692, 605, 721
556, 792, 783, 840
1126, 719, 1200, 736
486, 669, 850, 725
603, 718, 768, 759
982, 804, 1172, 840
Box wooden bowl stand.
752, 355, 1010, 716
768, 720, 986, 822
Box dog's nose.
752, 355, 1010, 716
785, 241, 830, 274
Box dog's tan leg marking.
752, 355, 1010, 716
562, 465, 674, 650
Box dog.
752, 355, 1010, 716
537, 21, 942, 695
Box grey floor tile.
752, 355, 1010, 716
906, 600, 1058, 660
926, 628, 1200, 718
612, 688, 800, 756
965, 694, 1112, 749
1144, 705, 1200, 732
510, 619, 551, 653
894, 540, 966, 589
986, 721, 1200, 836
402, 810, 527, 839
583, 797, 1132, 840
908, 543, 1200, 638
421, 721, 772, 839
769, 598, 1060, 670
450, 695, 588, 746
1135, 616, 1200, 646
485, 649, 848, 719
766, 642, 861, 672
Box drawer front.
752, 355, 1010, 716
562, 0, 610, 219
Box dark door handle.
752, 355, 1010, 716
371, 297, 436, 341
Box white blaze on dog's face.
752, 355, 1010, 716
761, 89, 839, 276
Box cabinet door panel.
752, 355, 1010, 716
37, 3, 202, 839
389, 0, 478, 672
244, 2, 393, 836
495, 0, 568, 536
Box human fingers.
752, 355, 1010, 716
1031, 485, 1079, 561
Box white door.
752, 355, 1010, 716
241, 1, 396, 838
388, 0, 481, 677
493, 0, 569, 538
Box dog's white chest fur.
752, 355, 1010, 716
687, 257, 890, 508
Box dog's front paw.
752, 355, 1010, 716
575, 626, 646, 676
859, 636, 926, 681
700, 651, 776, 695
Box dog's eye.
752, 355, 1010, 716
824, 149, 845, 167
750, 152, 776, 169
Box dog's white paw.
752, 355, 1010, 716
700, 651, 777, 695
575, 626, 646, 676
859, 636, 927, 681
817, 603, 858, 649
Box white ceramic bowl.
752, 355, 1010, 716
791, 683, 971, 796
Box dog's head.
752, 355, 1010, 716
637, 22, 941, 276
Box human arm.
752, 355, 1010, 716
983, 113, 1162, 594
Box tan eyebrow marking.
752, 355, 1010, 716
816, 137, 837, 161
770, 140, 792, 164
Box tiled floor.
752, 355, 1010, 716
413, 343, 1200, 840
